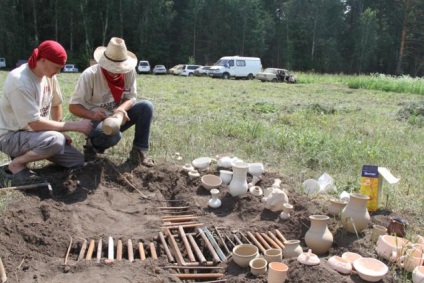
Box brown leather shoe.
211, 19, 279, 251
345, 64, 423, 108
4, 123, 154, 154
128, 148, 154, 167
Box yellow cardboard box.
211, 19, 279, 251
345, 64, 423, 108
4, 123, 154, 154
359, 165, 400, 212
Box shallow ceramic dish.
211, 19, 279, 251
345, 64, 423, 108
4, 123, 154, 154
192, 157, 212, 171
232, 244, 259, 267
353, 257, 388, 282
341, 252, 363, 264
328, 255, 352, 274
201, 174, 222, 190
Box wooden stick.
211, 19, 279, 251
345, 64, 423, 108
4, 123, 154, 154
162, 216, 198, 222
138, 242, 146, 261
85, 239, 95, 260
162, 223, 204, 229
77, 239, 88, 261
108, 237, 114, 261
239, 232, 252, 245
117, 240, 123, 260
214, 227, 230, 254
96, 238, 102, 263
203, 227, 227, 262
225, 235, 236, 248
162, 214, 194, 218
233, 234, 243, 245
267, 231, 285, 249
64, 236, 73, 265
179, 226, 196, 262
172, 273, 224, 280
274, 229, 287, 243
246, 232, 265, 253
255, 232, 271, 250
106, 160, 148, 199
163, 221, 199, 226
149, 242, 158, 260
261, 233, 281, 250
0, 257, 7, 283
197, 228, 221, 264
187, 234, 207, 265
164, 228, 185, 265
158, 232, 174, 263
128, 239, 134, 262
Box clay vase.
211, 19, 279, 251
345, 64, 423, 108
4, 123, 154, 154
341, 193, 370, 233
228, 162, 249, 197
280, 203, 293, 220
327, 198, 347, 217
267, 262, 289, 283
304, 215, 333, 255
283, 240, 303, 258
208, 189, 222, 208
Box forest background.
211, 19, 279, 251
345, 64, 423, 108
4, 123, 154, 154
0, 0, 423, 76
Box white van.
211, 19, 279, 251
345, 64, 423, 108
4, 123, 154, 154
137, 60, 151, 74
208, 56, 262, 79
0, 58, 6, 68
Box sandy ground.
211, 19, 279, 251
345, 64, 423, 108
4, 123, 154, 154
0, 157, 420, 283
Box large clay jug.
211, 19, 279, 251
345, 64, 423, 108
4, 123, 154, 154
304, 215, 333, 255
341, 193, 370, 233
228, 162, 249, 197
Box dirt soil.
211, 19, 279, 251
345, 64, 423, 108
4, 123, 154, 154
0, 157, 420, 283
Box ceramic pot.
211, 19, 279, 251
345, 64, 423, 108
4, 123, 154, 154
297, 249, 320, 265
249, 186, 263, 197
228, 162, 249, 197
341, 193, 370, 233
232, 244, 259, 267
208, 189, 222, 208
375, 235, 409, 261
371, 225, 388, 244
327, 198, 347, 217
264, 248, 282, 263
387, 218, 407, 237
328, 255, 352, 274
305, 215, 333, 255
267, 262, 288, 283
182, 163, 194, 173
219, 170, 233, 185
103, 112, 124, 135
412, 266, 424, 283
272, 178, 282, 188
188, 170, 200, 179
283, 240, 303, 258
248, 163, 264, 178
353, 257, 388, 282
397, 245, 424, 272
280, 203, 293, 220
249, 257, 268, 276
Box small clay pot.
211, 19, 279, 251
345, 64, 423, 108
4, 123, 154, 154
387, 217, 407, 237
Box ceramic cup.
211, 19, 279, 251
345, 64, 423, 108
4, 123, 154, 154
371, 225, 388, 244
412, 266, 424, 283
249, 257, 268, 276
264, 248, 283, 263
219, 170, 233, 185
398, 245, 424, 272
267, 262, 288, 283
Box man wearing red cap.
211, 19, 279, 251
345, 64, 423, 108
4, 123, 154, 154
0, 40, 92, 183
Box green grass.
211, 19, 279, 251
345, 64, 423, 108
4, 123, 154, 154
0, 70, 423, 226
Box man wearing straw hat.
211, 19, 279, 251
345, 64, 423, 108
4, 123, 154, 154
69, 37, 154, 166
0, 40, 92, 182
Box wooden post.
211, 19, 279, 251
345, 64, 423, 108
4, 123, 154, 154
117, 240, 123, 260
128, 239, 134, 263
138, 242, 146, 261
149, 242, 158, 260
0, 257, 7, 283
85, 239, 95, 260
77, 239, 88, 261
158, 232, 174, 263
178, 226, 196, 262
96, 238, 103, 263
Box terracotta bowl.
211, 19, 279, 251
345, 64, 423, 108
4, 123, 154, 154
192, 157, 211, 171
353, 257, 388, 282
232, 244, 259, 267
201, 174, 222, 191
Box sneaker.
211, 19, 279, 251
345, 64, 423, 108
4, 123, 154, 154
128, 148, 155, 167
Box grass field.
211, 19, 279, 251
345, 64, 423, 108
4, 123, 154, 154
0, 70, 423, 222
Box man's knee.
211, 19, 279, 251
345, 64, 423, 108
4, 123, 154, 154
37, 132, 67, 156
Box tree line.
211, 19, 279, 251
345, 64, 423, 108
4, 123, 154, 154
0, 0, 423, 76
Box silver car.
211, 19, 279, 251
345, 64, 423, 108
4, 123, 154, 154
256, 68, 296, 83
152, 65, 167, 75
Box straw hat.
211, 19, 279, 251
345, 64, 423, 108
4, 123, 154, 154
93, 37, 137, 73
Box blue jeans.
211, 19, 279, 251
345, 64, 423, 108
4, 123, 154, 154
88, 100, 153, 152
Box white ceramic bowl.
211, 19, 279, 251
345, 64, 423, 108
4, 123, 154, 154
353, 257, 388, 282
328, 255, 352, 274
192, 157, 211, 171
341, 252, 362, 265
232, 244, 259, 267
201, 174, 222, 190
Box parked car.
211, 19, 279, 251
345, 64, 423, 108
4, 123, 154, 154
152, 65, 167, 75
169, 64, 184, 75
62, 64, 79, 73
209, 56, 261, 79
16, 60, 28, 68
180, 64, 201, 76
256, 68, 296, 83
0, 58, 6, 68
137, 60, 151, 74
194, 66, 211, 77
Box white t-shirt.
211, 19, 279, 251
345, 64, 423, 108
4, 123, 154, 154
70, 64, 137, 117
0, 64, 63, 138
